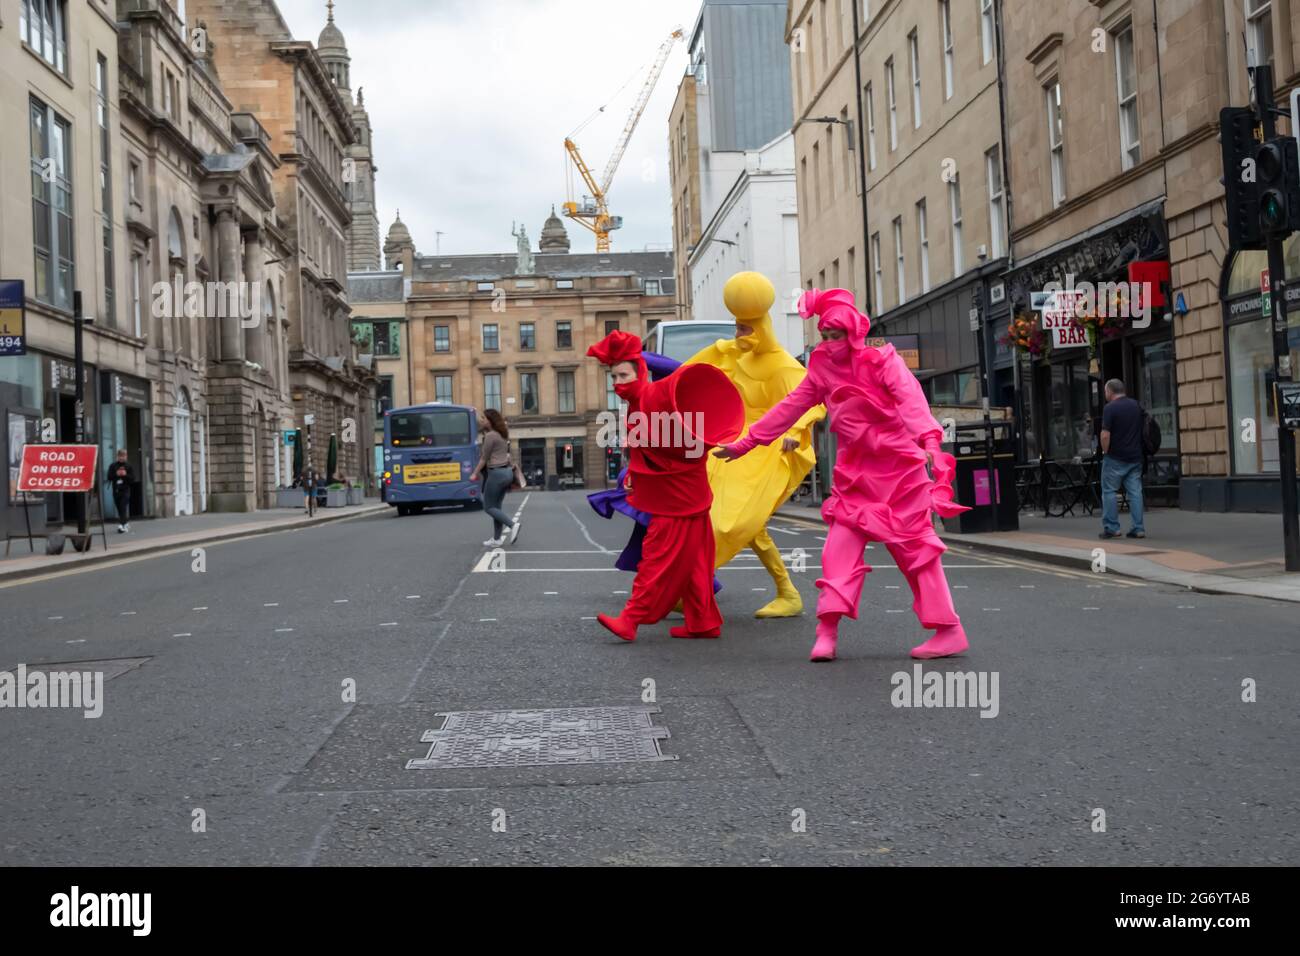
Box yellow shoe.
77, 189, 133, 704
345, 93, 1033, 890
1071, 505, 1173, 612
754, 589, 802, 618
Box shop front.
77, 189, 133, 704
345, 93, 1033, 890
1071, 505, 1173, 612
1003, 204, 1178, 478
1209, 240, 1300, 511
98, 371, 154, 520
44, 353, 99, 527
1, 352, 44, 535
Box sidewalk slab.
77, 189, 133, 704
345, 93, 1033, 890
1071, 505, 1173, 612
1, 501, 389, 583
774, 503, 1300, 604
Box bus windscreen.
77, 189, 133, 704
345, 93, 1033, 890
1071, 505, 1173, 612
390, 410, 472, 447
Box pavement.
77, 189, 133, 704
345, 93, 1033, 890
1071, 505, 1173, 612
1, 499, 389, 583
1, 489, 1295, 865
779, 500, 1300, 603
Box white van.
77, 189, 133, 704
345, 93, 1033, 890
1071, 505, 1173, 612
641, 320, 737, 363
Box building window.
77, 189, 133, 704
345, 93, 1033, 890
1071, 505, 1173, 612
606, 372, 620, 411
30, 97, 75, 312
908, 30, 922, 129
483, 373, 501, 410
1046, 80, 1065, 207
949, 176, 964, 276
893, 216, 906, 306
885, 58, 898, 150
604, 319, 619, 335
476, 282, 495, 292
434, 374, 453, 404
433, 325, 450, 352
871, 232, 883, 309
556, 321, 572, 349
645, 279, 661, 295
981, 0, 995, 66
130, 254, 143, 338
371, 321, 399, 357
128, 161, 141, 203
19, 0, 69, 75
986, 145, 1005, 258
1114, 23, 1140, 169
865, 82, 877, 171
941, 1, 955, 100
519, 322, 535, 350
376, 376, 394, 415
555, 278, 574, 289
1245, 0, 1273, 69
916, 199, 930, 294
558, 370, 576, 414
482, 323, 499, 351
520, 372, 539, 414
97, 55, 115, 325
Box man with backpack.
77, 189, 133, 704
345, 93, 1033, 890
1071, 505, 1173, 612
1099, 378, 1157, 539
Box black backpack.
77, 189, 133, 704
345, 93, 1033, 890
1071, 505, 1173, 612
1140, 408, 1162, 458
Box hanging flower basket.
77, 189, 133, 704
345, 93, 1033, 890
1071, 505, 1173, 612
1001, 312, 1050, 357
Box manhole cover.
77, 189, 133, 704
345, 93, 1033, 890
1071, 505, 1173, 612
406, 705, 676, 770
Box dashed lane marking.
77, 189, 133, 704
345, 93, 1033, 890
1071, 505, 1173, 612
543, 591, 558, 595
173, 632, 192, 637
479, 618, 497, 622
274, 628, 294, 633
380, 622, 398, 627
405, 595, 420, 599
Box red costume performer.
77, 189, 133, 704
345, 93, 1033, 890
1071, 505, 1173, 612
587, 331, 742, 641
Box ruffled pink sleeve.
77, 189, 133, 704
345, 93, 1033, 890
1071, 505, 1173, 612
730, 374, 824, 454
879, 349, 943, 448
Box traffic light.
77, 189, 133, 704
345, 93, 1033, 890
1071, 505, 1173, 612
1220, 107, 1265, 250
563, 443, 573, 468
606, 447, 621, 481
1255, 136, 1300, 238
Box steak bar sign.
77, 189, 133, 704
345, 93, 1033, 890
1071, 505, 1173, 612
17, 445, 99, 493
1032, 290, 1089, 349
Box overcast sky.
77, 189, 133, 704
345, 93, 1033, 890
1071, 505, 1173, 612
274, 0, 706, 259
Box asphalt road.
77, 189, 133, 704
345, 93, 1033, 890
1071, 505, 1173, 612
0, 490, 1295, 865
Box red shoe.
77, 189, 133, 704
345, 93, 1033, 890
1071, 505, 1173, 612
597, 612, 638, 642
669, 624, 720, 639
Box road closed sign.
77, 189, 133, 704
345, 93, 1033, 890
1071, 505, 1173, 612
17, 444, 99, 493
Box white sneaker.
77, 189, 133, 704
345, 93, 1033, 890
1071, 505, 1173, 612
123, 523, 130, 532
483, 536, 505, 547
509, 519, 522, 545
116, 525, 125, 534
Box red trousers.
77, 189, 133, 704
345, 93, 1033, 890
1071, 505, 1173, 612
620, 510, 722, 631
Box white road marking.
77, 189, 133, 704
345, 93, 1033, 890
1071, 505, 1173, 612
474, 592, 489, 596
613, 590, 628, 594
885, 585, 900, 590
581, 616, 597, 620
1082, 607, 1100, 611
815, 535, 827, 541
47, 615, 63, 620
333, 599, 349, 604
66, 639, 85, 644
563, 503, 611, 553
173, 632, 192, 637
405, 595, 420, 599
274, 628, 293, 633
1019, 585, 1036, 589
120, 611, 136, 616
1177, 605, 1196, 609
380, 622, 398, 627
264, 602, 279, 607
953, 585, 968, 589
479, 618, 497, 622
192, 606, 208, 611
543, 591, 558, 595
751, 587, 767, 591
982, 608, 1001, 612
886, 609, 904, 614
767, 526, 801, 536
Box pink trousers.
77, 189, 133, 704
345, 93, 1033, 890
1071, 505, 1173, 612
815, 519, 960, 629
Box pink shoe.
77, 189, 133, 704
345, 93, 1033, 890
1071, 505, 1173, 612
597, 612, 638, 642
910, 624, 968, 659
809, 616, 839, 662
670, 624, 720, 639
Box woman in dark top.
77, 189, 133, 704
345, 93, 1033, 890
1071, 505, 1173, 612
469, 408, 520, 546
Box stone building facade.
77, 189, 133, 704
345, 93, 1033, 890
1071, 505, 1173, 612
188, 0, 376, 490
389, 212, 676, 490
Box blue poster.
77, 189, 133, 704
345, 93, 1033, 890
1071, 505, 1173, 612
0, 280, 24, 356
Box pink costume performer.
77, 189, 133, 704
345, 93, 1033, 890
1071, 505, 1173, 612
719, 288, 971, 662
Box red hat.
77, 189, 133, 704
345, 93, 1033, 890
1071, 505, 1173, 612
587, 330, 647, 380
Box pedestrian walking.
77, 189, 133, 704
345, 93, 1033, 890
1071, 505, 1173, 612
715, 288, 970, 662
105, 449, 134, 533
469, 408, 520, 547
1098, 378, 1148, 540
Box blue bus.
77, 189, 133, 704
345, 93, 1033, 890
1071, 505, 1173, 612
382, 402, 482, 516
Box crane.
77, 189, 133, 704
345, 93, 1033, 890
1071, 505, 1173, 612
564, 28, 684, 252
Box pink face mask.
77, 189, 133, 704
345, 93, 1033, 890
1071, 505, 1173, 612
818, 338, 851, 363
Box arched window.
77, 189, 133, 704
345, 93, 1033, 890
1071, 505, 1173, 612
167, 208, 190, 354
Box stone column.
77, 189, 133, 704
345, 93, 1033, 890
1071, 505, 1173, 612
243, 230, 265, 368
217, 209, 244, 363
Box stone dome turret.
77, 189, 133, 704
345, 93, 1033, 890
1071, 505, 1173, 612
539, 205, 571, 253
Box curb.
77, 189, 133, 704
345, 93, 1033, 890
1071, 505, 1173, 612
0, 503, 389, 584
774, 506, 1300, 604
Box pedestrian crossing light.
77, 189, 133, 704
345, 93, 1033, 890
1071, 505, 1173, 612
1256, 137, 1300, 237
564, 443, 573, 468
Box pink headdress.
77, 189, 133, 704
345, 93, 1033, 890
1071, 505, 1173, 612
798, 288, 871, 345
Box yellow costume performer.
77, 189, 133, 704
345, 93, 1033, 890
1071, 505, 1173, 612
682, 272, 825, 617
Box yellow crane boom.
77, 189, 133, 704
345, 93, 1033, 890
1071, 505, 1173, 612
564, 28, 683, 252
